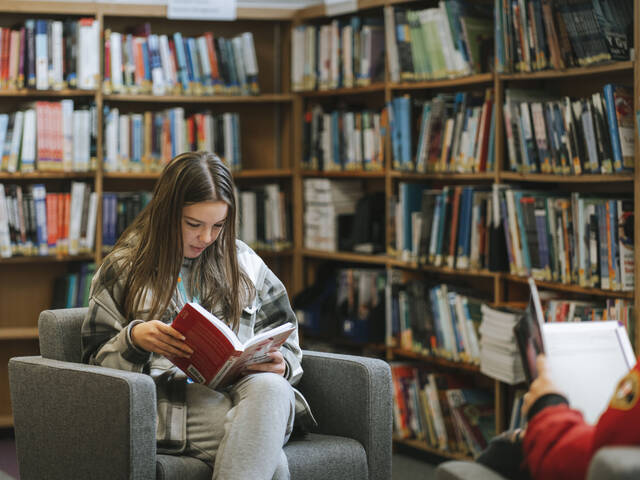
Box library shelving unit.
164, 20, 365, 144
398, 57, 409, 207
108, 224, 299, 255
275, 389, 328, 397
291, 0, 640, 461
0, 1, 297, 428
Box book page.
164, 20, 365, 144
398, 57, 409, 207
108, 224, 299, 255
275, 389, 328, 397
544, 322, 636, 424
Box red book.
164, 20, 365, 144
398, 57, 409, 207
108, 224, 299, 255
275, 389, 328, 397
171, 302, 295, 388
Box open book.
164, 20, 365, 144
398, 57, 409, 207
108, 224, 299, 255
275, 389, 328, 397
514, 278, 636, 424
170, 302, 296, 388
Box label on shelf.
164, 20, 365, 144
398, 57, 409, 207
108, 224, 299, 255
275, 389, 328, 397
324, 0, 356, 16
167, 0, 237, 20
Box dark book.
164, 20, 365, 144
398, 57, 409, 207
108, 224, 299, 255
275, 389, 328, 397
393, 7, 415, 81
513, 279, 546, 384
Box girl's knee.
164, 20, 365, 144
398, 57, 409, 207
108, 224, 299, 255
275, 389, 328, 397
243, 373, 293, 402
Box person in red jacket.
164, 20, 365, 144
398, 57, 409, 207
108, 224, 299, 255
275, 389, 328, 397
476, 354, 640, 480
522, 354, 640, 480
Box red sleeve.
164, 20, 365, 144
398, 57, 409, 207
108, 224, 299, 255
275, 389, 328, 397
523, 360, 640, 480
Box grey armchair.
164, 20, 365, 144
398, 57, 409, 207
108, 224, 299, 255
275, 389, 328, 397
9, 308, 393, 480
436, 447, 640, 480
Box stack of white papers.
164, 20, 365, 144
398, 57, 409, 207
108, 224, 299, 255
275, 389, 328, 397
479, 304, 525, 384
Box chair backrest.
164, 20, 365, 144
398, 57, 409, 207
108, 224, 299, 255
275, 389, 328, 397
38, 308, 89, 363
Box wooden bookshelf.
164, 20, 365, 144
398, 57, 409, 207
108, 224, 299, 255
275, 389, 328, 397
291, 0, 640, 460
0, 1, 298, 428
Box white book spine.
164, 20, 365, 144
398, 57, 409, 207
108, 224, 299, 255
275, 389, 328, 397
118, 113, 130, 169
51, 21, 64, 90
110, 32, 124, 92
83, 191, 98, 252
61, 99, 74, 171
20, 109, 37, 173
68, 182, 85, 255
0, 184, 12, 257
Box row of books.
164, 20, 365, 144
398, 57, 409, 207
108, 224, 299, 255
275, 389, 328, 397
51, 262, 96, 310
236, 184, 291, 252
504, 85, 634, 174
291, 17, 385, 91
336, 268, 386, 343
0, 18, 99, 91
0, 100, 97, 173
0, 182, 98, 258
104, 26, 259, 96
303, 179, 363, 252
497, 186, 634, 292
390, 90, 495, 174
391, 363, 494, 456
101, 191, 152, 250
302, 105, 385, 172
391, 183, 494, 271
388, 276, 483, 364
103, 107, 241, 173
479, 303, 525, 384
495, 0, 633, 73
385, 2, 493, 83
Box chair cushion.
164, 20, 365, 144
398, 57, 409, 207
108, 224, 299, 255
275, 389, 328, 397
156, 433, 368, 480
285, 433, 368, 480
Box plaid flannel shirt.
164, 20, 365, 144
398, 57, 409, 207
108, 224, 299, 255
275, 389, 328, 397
81, 239, 315, 454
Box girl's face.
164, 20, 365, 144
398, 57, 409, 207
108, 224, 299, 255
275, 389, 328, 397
181, 201, 229, 258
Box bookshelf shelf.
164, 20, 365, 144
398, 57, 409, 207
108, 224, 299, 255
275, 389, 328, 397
0, 89, 97, 98
99, 3, 295, 20
392, 437, 473, 462
498, 61, 634, 80
0, 327, 38, 340
504, 274, 635, 299
387, 259, 498, 279
254, 248, 294, 257
234, 169, 294, 179
301, 170, 386, 178
103, 93, 295, 104
0, 254, 94, 265
301, 249, 388, 265
0, 1, 96, 15
0, 415, 13, 428
298, 83, 386, 97
391, 348, 481, 373
389, 73, 494, 91
390, 171, 495, 182
499, 172, 635, 183
0, 171, 96, 180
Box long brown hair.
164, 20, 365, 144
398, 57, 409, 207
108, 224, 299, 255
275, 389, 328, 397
107, 151, 254, 330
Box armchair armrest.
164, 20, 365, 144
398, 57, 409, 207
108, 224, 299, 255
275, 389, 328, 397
9, 356, 157, 480
587, 447, 640, 480
435, 461, 509, 480
298, 350, 392, 480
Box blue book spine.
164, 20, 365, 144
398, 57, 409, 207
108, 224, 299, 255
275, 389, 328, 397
513, 191, 531, 274
141, 39, 151, 83
172, 32, 189, 92
232, 114, 241, 170
66, 273, 77, 308
602, 84, 624, 172
399, 96, 412, 169
183, 37, 195, 85
500, 195, 515, 273
462, 187, 474, 263
187, 37, 202, 86
455, 188, 469, 263
435, 187, 450, 264
390, 99, 401, 168
331, 111, 341, 170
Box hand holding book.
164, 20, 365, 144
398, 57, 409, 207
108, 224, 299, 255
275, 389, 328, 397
131, 319, 194, 359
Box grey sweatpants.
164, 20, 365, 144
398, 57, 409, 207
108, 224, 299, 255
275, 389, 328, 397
184, 372, 296, 480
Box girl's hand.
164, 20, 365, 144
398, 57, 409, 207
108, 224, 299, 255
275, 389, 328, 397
522, 355, 562, 418
131, 320, 194, 358
244, 348, 286, 376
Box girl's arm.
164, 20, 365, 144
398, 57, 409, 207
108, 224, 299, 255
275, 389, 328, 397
253, 267, 303, 385
81, 257, 152, 371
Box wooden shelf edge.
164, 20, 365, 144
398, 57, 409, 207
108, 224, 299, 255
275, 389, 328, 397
499, 172, 634, 183
393, 437, 474, 461
0, 254, 94, 264
391, 348, 481, 373
0, 171, 95, 179
301, 249, 388, 265
390, 73, 494, 90
300, 170, 385, 178
0, 327, 38, 340
390, 171, 495, 181
499, 61, 634, 80
504, 274, 634, 299
0, 415, 13, 429
0, 89, 96, 97
103, 93, 294, 103
0, 1, 96, 15
298, 83, 386, 97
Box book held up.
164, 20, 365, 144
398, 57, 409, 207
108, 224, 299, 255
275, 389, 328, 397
171, 302, 295, 388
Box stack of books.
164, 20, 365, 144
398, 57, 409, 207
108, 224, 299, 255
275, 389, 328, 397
479, 304, 525, 384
